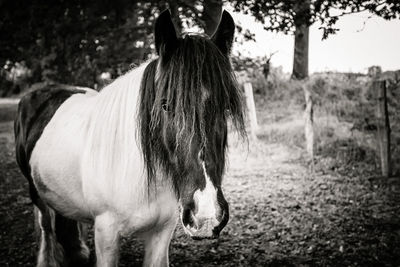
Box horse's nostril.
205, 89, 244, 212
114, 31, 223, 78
190, 210, 200, 230
183, 208, 197, 228
212, 229, 220, 239
216, 208, 224, 222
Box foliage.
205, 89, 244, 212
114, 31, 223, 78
0, 0, 236, 93
1, 0, 399, 92
0, 61, 32, 96
0, 0, 158, 87
0, 0, 211, 90
232, 55, 305, 104
231, 0, 400, 39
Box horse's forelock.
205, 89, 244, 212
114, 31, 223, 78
139, 36, 246, 195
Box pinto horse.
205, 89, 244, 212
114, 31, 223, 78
14, 10, 245, 267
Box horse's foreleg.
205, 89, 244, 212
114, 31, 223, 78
35, 204, 65, 267
55, 214, 90, 266
143, 218, 177, 267
94, 212, 121, 267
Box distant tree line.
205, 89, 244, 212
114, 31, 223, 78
0, 0, 399, 94
0, 0, 226, 93
1, 0, 160, 89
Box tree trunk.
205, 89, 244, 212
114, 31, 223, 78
202, 0, 222, 36
291, 1, 310, 80
292, 24, 309, 79
292, 1, 313, 168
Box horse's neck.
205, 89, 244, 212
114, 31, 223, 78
88, 62, 150, 141
80, 63, 151, 204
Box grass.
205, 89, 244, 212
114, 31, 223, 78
0, 101, 18, 123
252, 67, 400, 175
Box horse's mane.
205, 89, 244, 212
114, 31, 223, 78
81, 63, 151, 203
139, 35, 246, 195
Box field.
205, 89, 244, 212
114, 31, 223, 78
1, 74, 400, 266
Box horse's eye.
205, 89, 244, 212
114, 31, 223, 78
162, 103, 169, 111
161, 99, 170, 112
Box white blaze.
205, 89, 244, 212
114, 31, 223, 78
192, 162, 219, 225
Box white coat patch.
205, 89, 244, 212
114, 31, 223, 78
192, 162, 219, 224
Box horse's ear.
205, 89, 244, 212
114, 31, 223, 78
211, 10, 235, 55
155, 9, 178, 56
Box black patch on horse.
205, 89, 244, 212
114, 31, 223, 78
14, 86, 87, 205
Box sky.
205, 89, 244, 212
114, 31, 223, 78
227, 7, 400, 74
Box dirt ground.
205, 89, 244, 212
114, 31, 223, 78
1, 100, 399, 266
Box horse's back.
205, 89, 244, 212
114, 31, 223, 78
14, 86, 91, 204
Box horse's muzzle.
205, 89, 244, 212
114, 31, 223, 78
182, 205, 228, 240
183, 218, 218, 240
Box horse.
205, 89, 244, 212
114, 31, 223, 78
14, 9, 246, 267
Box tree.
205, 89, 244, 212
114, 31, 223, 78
0, 0, 159, 87
0, 0, 230, 92
0, 0, 201, 89
232, 0, 400, 79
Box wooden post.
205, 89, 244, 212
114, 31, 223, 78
244, 82, 258, 140
375, 80, 391, 177
303, 82, 314, 167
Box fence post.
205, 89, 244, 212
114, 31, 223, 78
303, 81, 314, 168
374, 80, 391, 177
244, 82, 258, 140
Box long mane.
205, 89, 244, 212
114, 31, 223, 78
139, 35, 246, 194
81, 63, 151, 204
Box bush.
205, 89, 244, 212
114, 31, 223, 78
0, 61, 33, 96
